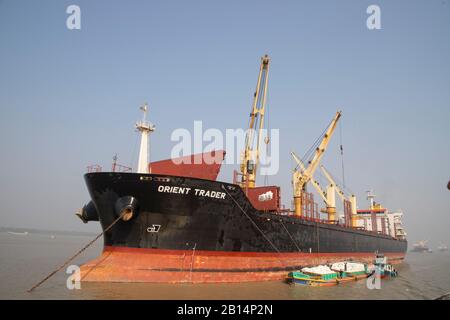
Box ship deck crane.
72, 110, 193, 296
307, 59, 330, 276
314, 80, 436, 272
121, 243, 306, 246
291, 152, 338, 222
291, 152, 329, 206
320, 164, 358, 227
291, 111, 341, 220
239, 55, 270, 189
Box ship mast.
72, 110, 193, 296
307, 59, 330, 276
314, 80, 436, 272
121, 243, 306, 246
366, 190, 376, 209
240, 54, 270, 189
136, 103, 155, 174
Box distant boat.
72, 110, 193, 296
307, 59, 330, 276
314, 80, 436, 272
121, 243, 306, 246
411, 240, 432, 253
50, 235, 56, 239
438, 243, 448, 252
7, 231, 29, 236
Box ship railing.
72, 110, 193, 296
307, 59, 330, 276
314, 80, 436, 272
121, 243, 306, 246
280, 211, 331, 224
87, 164, 102, 173
112, 163, 132, 173
301, 216, 326, 223
276, 209, 293, 216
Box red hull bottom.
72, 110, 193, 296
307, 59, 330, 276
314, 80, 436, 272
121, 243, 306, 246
80, 246, 406, 283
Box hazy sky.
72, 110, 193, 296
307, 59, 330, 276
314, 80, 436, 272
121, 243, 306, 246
1, 0, 449, 247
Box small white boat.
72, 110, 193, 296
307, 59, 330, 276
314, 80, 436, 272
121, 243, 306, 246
7, 231, 29, 236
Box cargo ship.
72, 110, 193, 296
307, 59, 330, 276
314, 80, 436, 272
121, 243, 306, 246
411, 241, 432, 253
78, 55, 407, 283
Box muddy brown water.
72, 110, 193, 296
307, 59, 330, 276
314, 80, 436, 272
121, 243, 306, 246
1, 232, 449, 300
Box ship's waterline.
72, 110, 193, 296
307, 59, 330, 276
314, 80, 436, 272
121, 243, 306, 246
79, 246, 405, 283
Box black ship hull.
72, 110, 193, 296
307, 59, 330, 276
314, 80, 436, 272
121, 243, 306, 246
80, 172, 407, 283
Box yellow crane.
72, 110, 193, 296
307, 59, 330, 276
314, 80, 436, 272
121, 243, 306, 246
239, 55, 270, 189
291, 152, 338, 222
291, 152, 331, 208
320, 164, 358, 227
291, 111, 342, 219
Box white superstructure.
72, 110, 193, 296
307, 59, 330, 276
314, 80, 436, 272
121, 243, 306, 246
355, 191, 406, 239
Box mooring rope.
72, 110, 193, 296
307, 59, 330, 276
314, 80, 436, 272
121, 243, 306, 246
435, 292, 450, 300
27, 211, 125, 293
221, 185, 280, 253
279, 219, 302, 252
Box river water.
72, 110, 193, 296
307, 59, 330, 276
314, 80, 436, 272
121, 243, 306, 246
1, 231, 449, 300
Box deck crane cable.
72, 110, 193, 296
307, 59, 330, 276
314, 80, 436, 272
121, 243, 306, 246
300, 118, 333, 168
300, 135, 321, 168
339, 120, 345, 188
221, 185, 281, 255
221, 185, 304, 263
291, 111, 342, 217
253, 70, 267, 147
279, 219, 302, 252
244, 85, 254, 149
247, 69, 266, 149
316, 170, 327, 193
264, 83, 270, 186
322, 164, 355, 197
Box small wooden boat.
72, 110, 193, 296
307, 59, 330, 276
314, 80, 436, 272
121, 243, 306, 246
287, 271, 339, 287
331, 262, 370, 282
288, 265, 341, 287
287, 262, 371, 287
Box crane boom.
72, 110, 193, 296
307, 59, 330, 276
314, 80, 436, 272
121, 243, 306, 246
292, 111, 342, 217
320, 165, 346, 202
240, 55, 270, 189
320, 164, 358, 227
291, 152, 328, 204
298, 111, 341, 188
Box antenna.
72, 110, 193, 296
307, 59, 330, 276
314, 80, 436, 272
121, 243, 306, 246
140, 102, 148, 121
112, 154, 118, 172
366, 190, 376, 209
